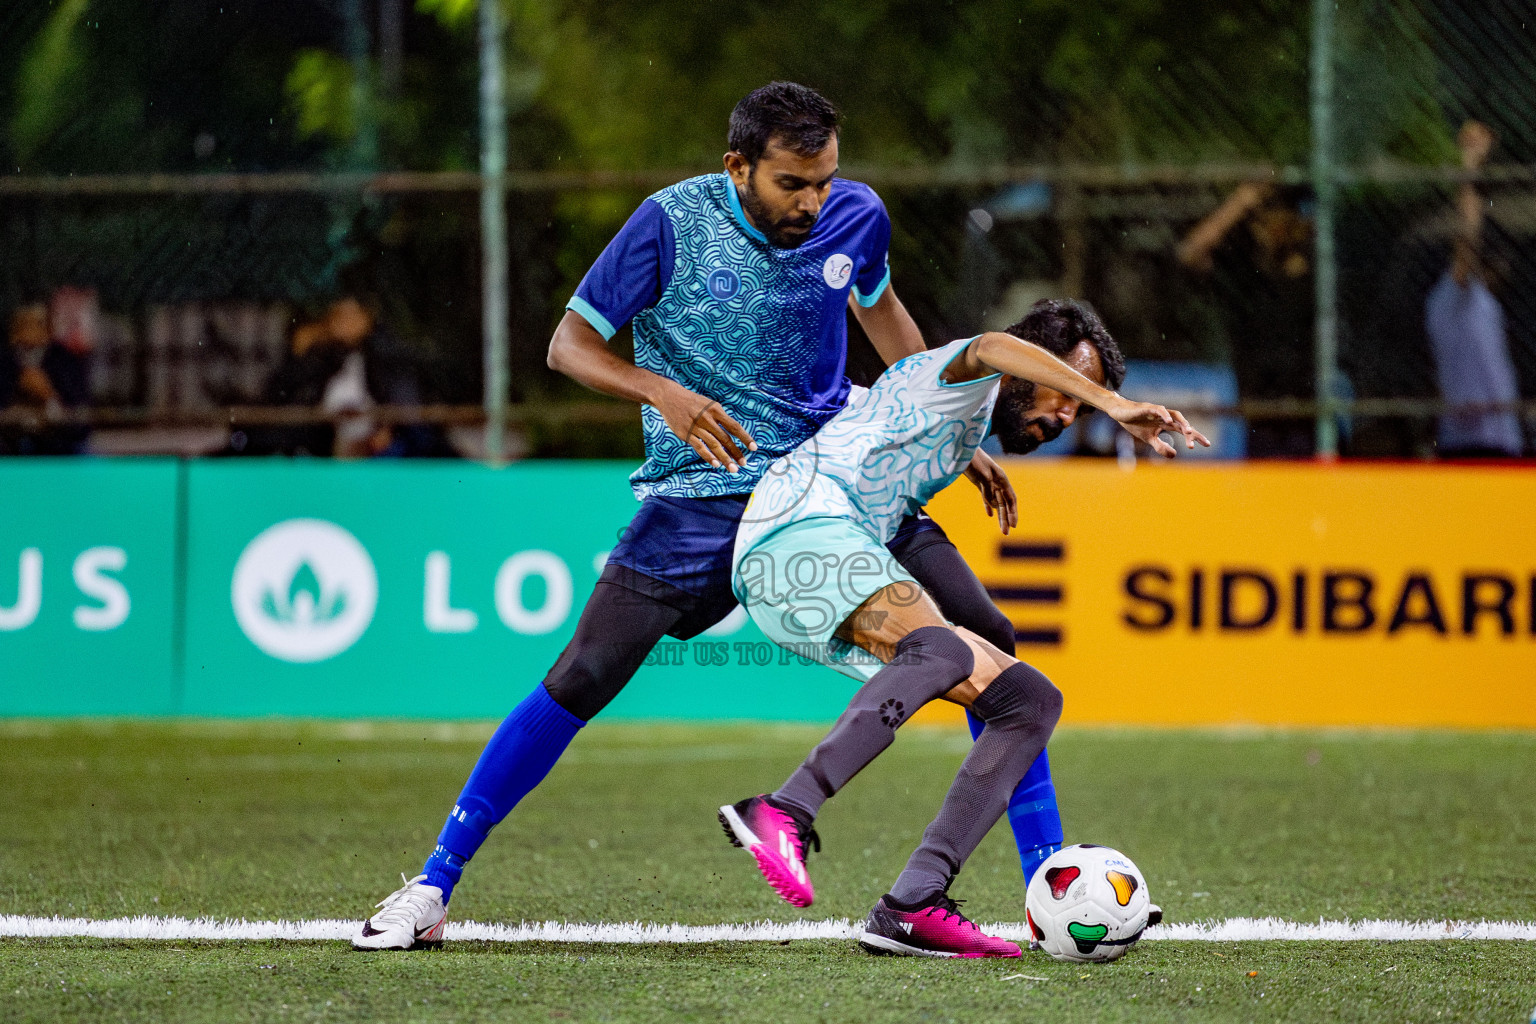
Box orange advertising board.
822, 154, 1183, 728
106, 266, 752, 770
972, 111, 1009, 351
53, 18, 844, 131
917, 462, 1536, 728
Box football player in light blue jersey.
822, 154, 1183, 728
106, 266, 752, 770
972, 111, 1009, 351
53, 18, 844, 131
720, 300, 1207, 958
354, 83, 1043, 950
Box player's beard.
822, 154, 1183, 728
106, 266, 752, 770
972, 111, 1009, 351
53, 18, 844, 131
991, 377, 1065, 455
739, 171, 817, 249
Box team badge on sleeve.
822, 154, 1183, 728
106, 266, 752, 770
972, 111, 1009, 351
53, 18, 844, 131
822, 253, 853, 289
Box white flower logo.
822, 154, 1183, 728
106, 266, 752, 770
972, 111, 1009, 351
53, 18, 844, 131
231, 519, 378, 663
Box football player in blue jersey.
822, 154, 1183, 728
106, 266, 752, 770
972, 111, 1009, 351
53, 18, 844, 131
354, 82, 1053, 949
720, 300, 1206, 957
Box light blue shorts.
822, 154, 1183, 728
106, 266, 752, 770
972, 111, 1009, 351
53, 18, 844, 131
732, 516, 921, 682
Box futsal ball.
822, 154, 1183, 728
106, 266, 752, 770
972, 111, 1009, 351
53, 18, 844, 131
1025, 844, 1152, 963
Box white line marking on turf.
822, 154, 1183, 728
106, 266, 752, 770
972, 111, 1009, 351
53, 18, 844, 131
1150, 918, 1536, 941
3, 915, 1535, 944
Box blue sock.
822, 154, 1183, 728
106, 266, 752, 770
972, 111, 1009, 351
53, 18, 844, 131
967, 709, 1063, 886
423, 683, 585, 901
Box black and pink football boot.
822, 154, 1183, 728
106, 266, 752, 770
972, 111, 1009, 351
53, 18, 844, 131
718, 795, 820, 907
859, 892, 1021, 959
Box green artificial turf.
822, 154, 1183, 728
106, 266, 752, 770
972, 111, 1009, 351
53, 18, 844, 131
2, 720, 1534, 1022
5, 938, 1533, 1024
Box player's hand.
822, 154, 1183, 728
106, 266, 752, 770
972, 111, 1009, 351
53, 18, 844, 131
1108, 398, 1210, 459
654, 382, 756, 472
963, 449, 1018, 535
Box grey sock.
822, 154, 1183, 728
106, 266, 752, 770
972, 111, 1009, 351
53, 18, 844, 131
772, 626, 975, 822
888, 660, 1063, 904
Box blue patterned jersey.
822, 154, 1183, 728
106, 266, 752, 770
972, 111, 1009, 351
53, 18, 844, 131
566, 173, 892, 499
735, 338, 998, 558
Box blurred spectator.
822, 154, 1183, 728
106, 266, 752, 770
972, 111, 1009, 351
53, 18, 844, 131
236, 294, 446, 457
1424, 121, 1525, 458
1179, 183, 1317, 457
0, 291, 96, 455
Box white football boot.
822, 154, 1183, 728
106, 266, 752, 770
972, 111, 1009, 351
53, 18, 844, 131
351, 873, 448, 950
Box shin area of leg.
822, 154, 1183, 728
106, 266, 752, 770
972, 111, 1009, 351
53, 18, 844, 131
772, 625, 975, 821
889, 660, 1063, 903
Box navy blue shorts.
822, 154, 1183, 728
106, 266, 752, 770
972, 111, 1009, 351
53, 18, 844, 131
604, 493, 946, 640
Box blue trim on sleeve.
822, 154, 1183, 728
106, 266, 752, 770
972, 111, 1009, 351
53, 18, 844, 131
851, 265, 891, 308
566, 295, 617, 341
939, 336, 1002, 389
723, 175, 768, 244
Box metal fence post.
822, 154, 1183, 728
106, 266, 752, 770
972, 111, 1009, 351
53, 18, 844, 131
480, 0, 510, 463
1310, 0, 1339, 458
342, 0, 378, 170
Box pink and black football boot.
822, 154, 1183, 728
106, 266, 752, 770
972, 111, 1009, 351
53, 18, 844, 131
718, 795, 820, 907
859, 892, 1021, 959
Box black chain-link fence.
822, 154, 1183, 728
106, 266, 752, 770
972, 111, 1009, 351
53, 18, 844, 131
1, 0, 1533, 459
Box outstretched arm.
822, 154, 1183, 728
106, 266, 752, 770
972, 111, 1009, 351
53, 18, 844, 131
547, 310, 756, 472
852, 285, 1018, 526
951, 331, 1210, 458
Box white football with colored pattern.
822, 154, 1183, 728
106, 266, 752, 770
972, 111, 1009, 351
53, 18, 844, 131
1024, 844, 1152, 963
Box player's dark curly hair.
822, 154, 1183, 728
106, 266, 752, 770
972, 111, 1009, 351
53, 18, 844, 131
728, 82, 840, 165
990, 299, 1127, 454
1003, 298, 1126, 392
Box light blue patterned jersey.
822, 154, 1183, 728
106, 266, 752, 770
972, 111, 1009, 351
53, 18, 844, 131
566, 173, 892, 499
734, 337, 998, 560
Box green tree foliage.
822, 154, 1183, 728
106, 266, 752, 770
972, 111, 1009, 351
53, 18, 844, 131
0, 0, 1478, 412
4, 0, 1469, 176
5, 2, 319, 173
408, 0, 1311, 169
9, 0, 94, 165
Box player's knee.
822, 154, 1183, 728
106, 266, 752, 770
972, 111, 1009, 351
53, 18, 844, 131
540, 672, 592, 721
1036, 671, 1065, 732
893, 624, 975, 683
972, 660, 1063, 737
541, 641, 617, 722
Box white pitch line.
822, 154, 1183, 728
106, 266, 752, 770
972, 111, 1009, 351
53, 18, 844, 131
1150, 918, 1536, 941
2, 915, 1534, 944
